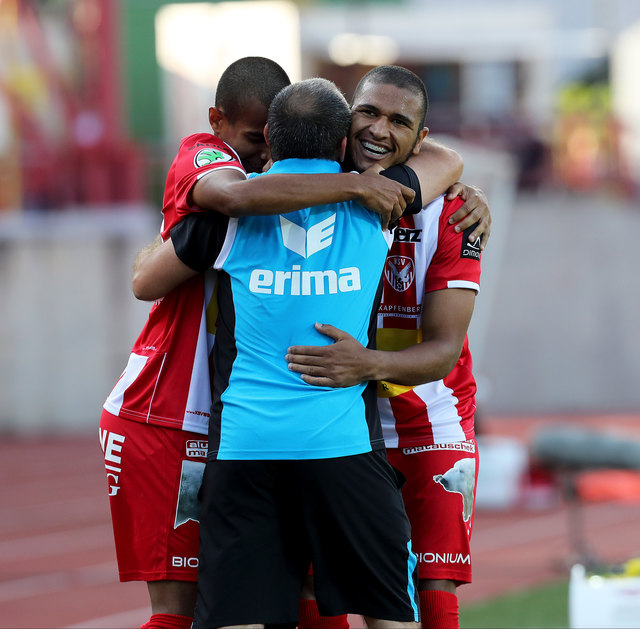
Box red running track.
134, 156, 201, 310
2, 414, 640, 628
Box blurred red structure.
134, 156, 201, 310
2, 0, 144, 210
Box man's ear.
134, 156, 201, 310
338, 136, 347, 163
263, 123, 270, 147
209, 107, 226, 134
412, 126, 429, 155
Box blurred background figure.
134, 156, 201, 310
1, 1, 640, 628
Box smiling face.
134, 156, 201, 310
347, 80, 427, 173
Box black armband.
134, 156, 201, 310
380, 164, 423, 215
170, 212, 229, 273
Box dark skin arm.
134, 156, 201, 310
132, 236, 196, 301
285, 288, 476, 387
133, 144, 489, 300
406, 138, 463, 203
191, 167, 414, 229
194, 138, 491, 244
132, 167, 414, 300
406, 138, 491, 248
132, 183, 490, 302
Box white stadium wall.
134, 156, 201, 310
0, 207, 157, 434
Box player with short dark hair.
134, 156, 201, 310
353, 64, 429, 128
215, 56, 290, 116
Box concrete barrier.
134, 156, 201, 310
0, 206, 157, 434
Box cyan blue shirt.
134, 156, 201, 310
210, 158, 391, 460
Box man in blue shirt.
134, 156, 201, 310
187, 78, 420, 629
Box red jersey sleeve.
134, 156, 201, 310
425, 196, 482, 293
161, 133, 245, 238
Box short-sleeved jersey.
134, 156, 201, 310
159, 133, 245, 237
208, 158, 393, 460
102, 133, 244, 434
377, 195, 481, 448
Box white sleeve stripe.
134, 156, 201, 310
196, 165, 247, 180
447, 280, 479, 293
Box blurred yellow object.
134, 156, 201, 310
622, 557, 640, 577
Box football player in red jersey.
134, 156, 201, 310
287, 66, 484, 629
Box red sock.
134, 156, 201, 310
419, 590, 459, 629
140, 613, 193, 629
298, 598, 350, 629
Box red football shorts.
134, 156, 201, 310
99, 409, 207, 582
387, 439, 479, 584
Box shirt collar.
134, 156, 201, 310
268, 158, 342, 175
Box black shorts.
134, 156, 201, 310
192, 450, 419, 628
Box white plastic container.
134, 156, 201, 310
475, 435, 529, 509
569, 563, 640, 628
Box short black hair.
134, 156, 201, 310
267, 78, 351, 162
353, 65, 429, 128
215, 57, 291, 122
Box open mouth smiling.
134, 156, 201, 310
361, 140, 390, 157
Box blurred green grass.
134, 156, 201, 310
460, 580, 569, 629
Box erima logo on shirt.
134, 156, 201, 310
194, 147, 234, 168
249, 265, 361, 295
280, 214, 335, 258
250, 213, 360, 295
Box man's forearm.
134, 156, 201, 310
196, 173, 366, 216
132, 237, 198, 301
193, 171, 413, 226
132, 234, 162, 276
407, 138, 463, 204
285, 323, 463, 389
365, 341, 461, 386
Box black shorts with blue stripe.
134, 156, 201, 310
192, 449, 420, 627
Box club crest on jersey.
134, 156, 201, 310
194, 147, 234, 168
385, 256, 414, 292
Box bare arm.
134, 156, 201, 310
285, 288, 476, 387
407, 140, 491, 248
131, 166, 417, 301
192, 168, 415, 229
132, 234, 162, 275
406, 138, 463, 204
132, 237, 198, 301
369, 287, 475, 384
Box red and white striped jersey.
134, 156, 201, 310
103, 133, 244, 434
377, 194, 481, 448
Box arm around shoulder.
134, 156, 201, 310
369, 288, 476, 385
406, 138, 463, 204
193, 168, 412, 226
132, 237, 198, 301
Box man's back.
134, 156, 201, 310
210, 158, 391, 460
